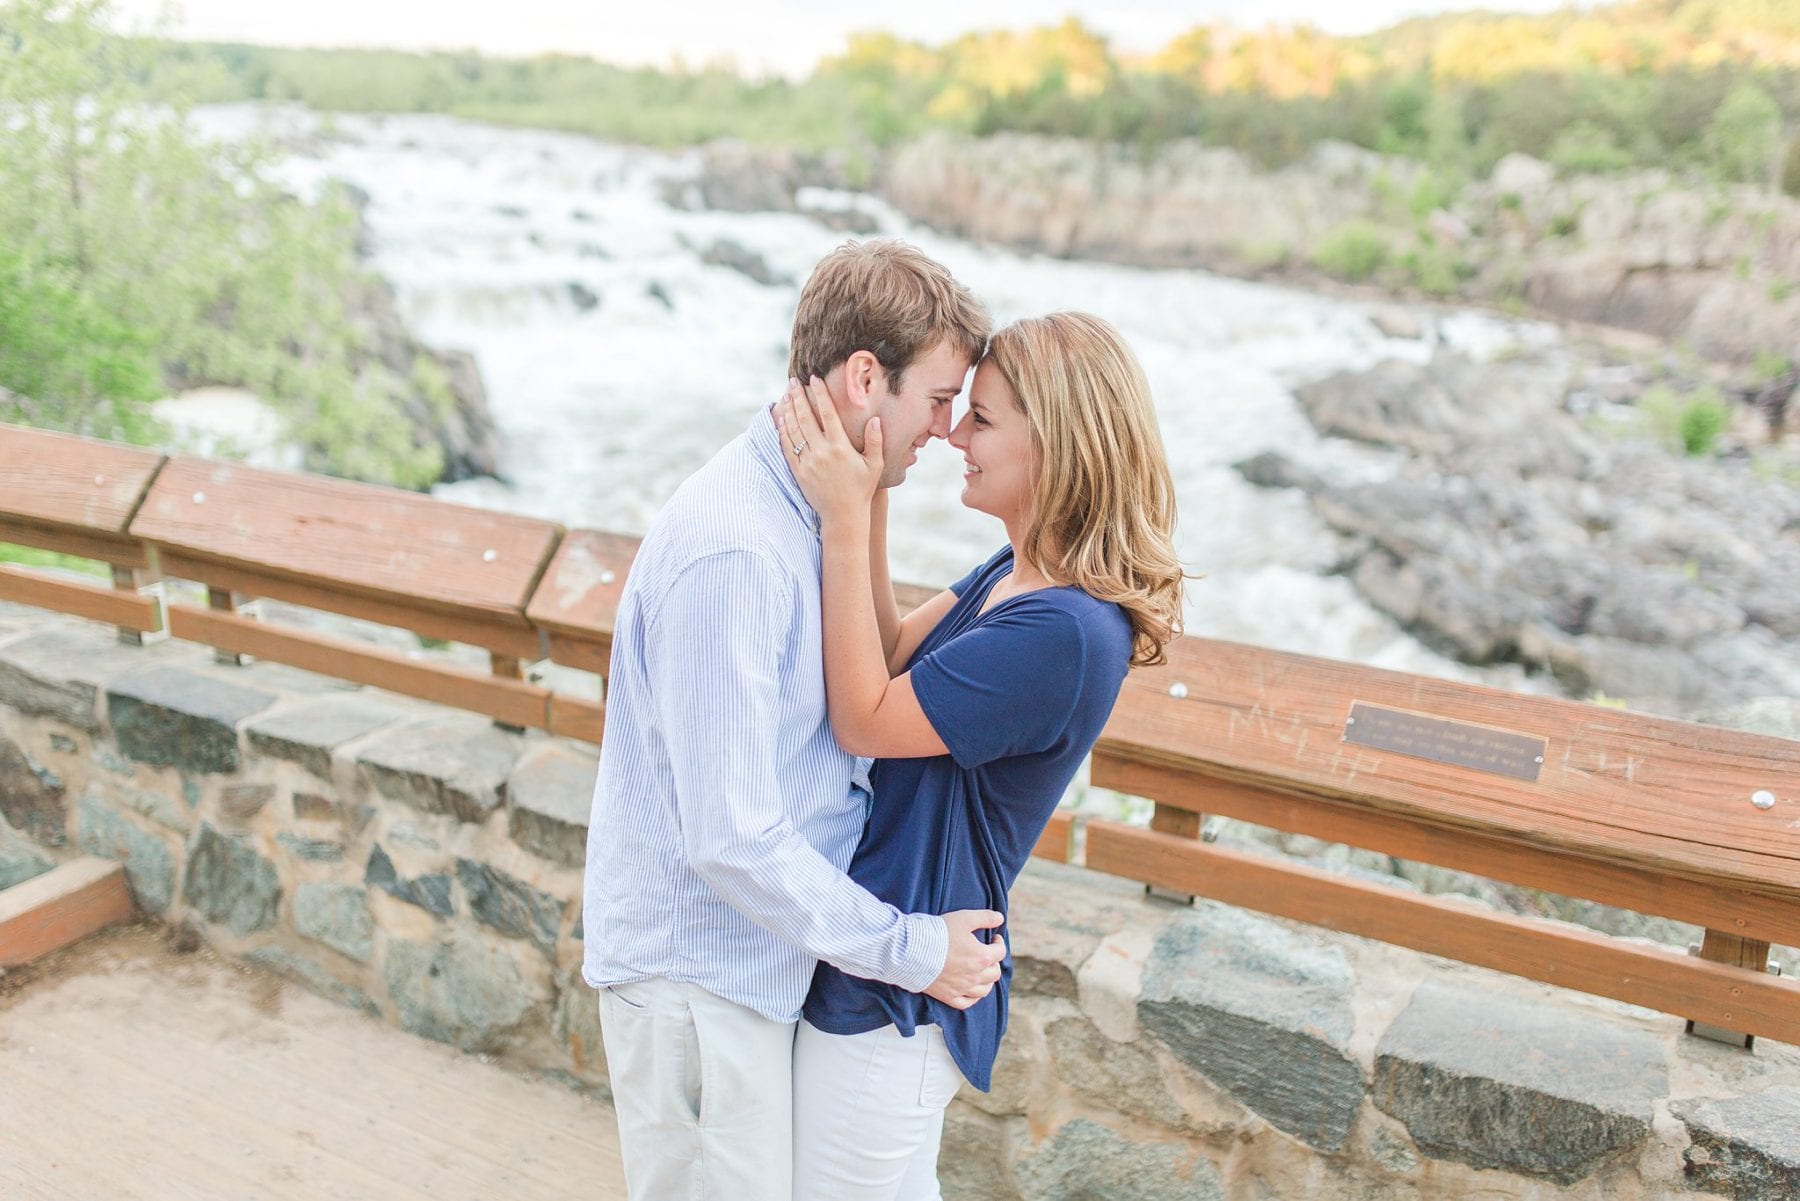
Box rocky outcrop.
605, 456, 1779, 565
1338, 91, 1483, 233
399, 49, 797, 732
337, 186, 503, 483
158, 183, 504, 488
1243, 348, 1800, 716
879, 133, 1395, 272
864, 134, 1800, 365
660, 138, 852, 214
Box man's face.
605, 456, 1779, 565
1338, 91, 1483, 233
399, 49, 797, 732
866, 338, 972, 489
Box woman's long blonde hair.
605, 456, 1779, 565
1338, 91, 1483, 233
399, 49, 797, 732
984, 312, 1185, 667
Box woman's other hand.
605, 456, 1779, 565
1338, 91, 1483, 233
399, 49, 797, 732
779, 376, 884, 530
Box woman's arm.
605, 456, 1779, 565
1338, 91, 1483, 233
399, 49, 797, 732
781, 380, 950, 759
889, 588, 958, 676
870, 492, 960, 676
868, 489, 902, 669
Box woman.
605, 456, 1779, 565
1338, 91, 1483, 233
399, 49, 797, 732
777, 311, 1185, 1199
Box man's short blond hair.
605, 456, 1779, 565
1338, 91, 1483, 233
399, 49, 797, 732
788, 240, 990, 390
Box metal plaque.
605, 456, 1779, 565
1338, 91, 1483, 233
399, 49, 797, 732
1343, 703, 1546, 782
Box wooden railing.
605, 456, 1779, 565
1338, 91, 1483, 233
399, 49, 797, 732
3, 421, 1797, 1050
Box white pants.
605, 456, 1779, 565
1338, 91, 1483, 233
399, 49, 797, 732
791, 1020, 968, 1201
597, 978, 797, 1201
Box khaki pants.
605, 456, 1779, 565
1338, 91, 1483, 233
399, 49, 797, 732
598, 978, 797, 1201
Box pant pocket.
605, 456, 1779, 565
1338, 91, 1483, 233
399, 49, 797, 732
917, 1026, 966, 1111
605, 981, 649, 1010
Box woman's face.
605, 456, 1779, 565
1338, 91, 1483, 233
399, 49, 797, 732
948, 359, 1036, 527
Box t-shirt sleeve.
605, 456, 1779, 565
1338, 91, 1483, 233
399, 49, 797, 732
907, 601, 1089, 769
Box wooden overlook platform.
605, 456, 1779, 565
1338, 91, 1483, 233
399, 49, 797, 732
0, 420, 1798, 1196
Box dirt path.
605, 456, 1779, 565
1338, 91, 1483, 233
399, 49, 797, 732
0, 924, 625, 1200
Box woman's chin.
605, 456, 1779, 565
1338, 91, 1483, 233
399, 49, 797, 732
957, 487, 994, 518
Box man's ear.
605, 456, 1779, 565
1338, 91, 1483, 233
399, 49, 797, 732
842, 350, 885, 409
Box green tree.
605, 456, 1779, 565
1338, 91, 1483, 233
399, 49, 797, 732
1706, 81, 1783, 183
0, 0, 442, 485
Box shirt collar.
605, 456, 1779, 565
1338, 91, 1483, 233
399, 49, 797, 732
747, 403, 821, 537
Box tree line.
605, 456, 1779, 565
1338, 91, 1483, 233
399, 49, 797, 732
144, 3, 1800, 191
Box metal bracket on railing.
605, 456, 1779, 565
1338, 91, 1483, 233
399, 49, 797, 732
124, 575, 170, 646
1683, 942, 1769, 1050
1144, 883, 1196, 907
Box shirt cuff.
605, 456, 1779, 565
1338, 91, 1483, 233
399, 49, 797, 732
892, 912, 949, 994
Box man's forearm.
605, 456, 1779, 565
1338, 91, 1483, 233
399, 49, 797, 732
683, 817, 948, 990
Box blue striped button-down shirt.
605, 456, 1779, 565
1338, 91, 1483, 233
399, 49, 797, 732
581, 407, 949, 1022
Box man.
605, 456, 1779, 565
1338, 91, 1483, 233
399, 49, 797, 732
583, 240, 1004, 1201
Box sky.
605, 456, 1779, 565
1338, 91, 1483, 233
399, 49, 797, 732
110, 0, 1581, 78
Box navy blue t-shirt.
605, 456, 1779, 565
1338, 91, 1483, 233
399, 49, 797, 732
802, 546, 1133, 1090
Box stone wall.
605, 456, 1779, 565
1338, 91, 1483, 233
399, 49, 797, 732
2, 604, 1796, 1199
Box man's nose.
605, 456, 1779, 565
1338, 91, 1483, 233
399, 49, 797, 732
930, 404, 953, 440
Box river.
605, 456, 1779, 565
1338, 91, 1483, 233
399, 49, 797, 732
188, 104, 1558, 694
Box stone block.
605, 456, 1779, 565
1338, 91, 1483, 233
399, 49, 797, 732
118, 784, 189, 833
275, 832, 345, 863
293, 882, 374, 963
93, 746, 135, 777
1675, 1085, 1800, 1197
219, 783, 275, 823
455, 858, 562, 954
365, 844, 454, 918
246, 697, 407, 780
941, 1109, 1026, 1201
384, 933, 537, 1053
293, 791, 373, 834
1009, 860, 1165, 1003
387, 822, 441, 851
506, 742, 596, 868
77, 787, 173, 913
182, 824, 282, 935
1045, 1014, 1190, 1131
1137, 904, 1362, 1153
0, 840, 53, 891
0, 735, 67, 846
0, 624, 201, 731
1016, 1118, 1224, 1201
965, 1004, 1042, 1117
552, 974, 607, 1080
247, 946, 380, 1018
354, 717, 519, 823
106, 666, 276, 774
1373, 980, 1666, 1185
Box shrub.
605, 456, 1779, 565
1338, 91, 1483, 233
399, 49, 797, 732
1706, 82, 1782, 184
1677, 390, 1732, 456
1547, 120, 1634, 173
1312, 221, 1391, 281
1401, 240, 1466, 296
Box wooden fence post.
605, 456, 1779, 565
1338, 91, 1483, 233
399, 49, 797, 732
1686, 928, 1774, 1049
